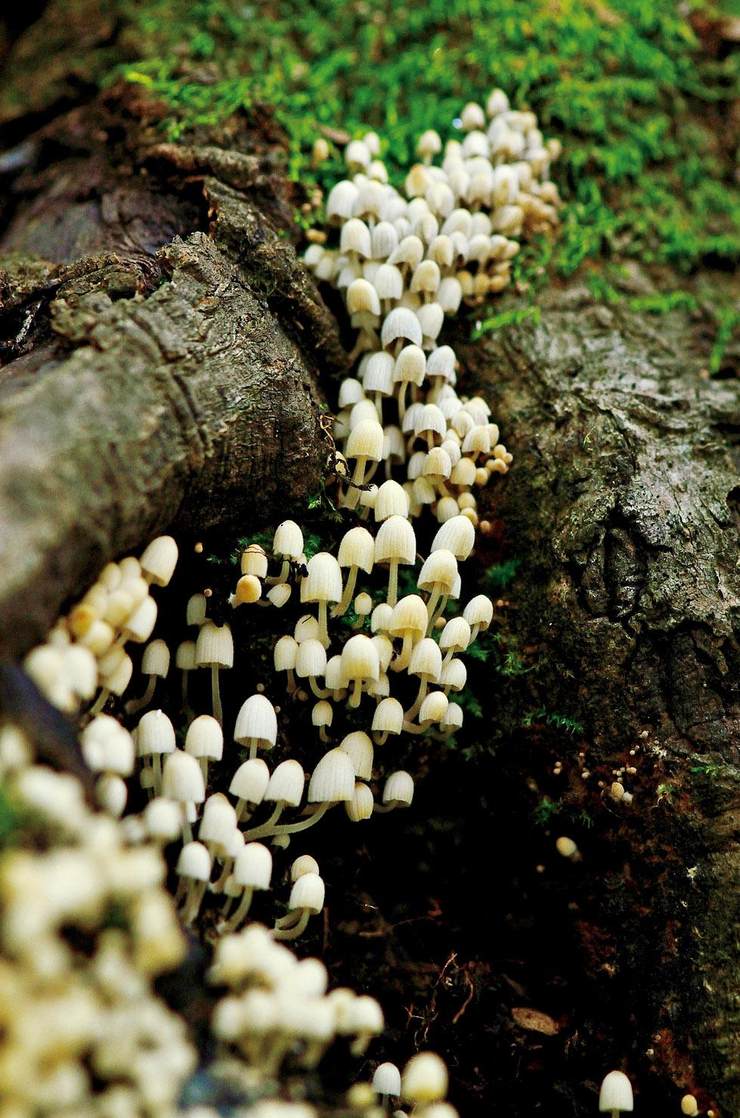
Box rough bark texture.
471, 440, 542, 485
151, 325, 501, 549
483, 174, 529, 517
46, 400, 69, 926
458, 294, 739, 1112
0, 90, 345, 656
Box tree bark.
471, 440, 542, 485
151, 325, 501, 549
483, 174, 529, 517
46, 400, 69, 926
460, 293, 739, 1114
0, 86, 345, 656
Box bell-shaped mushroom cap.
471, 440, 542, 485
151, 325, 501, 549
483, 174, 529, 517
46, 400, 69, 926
439, 617, 471, 654
144, 797, 182, 842
431, 515, 476, 561
372, 697, 404, 736
373, 1062, 402, 1097
300, 553, 343, 604
375, 480, 409, 522
389, 594, 428, 638
355, 592, 374, 617
274, 635, 298, 672
372, 634, 393, 672
598, 1071, 634, 1113
234, 842, 273, 890
264, 759, 305, 807
349, 399, 379, 430
424, 447, 452, 480
346, 994, 384, 1036
341, 635, 380, 686
199, 794, 238, 849
185, 715, 224, 761
296, 639, 328, 679
346, 782, 374, 822
381, 307, 422, 350
417, 549, 458, 594
137, 709, 176, 758
140, 535, 179, 587
229, 757, 270, 803
463, 594, 494, 629
122, 596, 157, 643
346, 419, 384, 463
267, 583, 292, 608
338, 377, 366, 408
81, 715, 135, 776
340, 217, 372, 258
409, 638, 443, 681
441, 658, 467, 692
308, 748, 355, 803
419, 691, 449, 725
162, 750, 205, 804
195, 622, 234, 668
176, 841, 211, 882
402, 1052, 448, 1103
141, 639, 170, 678
288, 871, 325, 914
371, 602, 394, 633
338, 526, 375, 572
312, 700, 333, 728
450, 456, 477, 487
393, 344, 426, 386
375, 516, 416, 565
273, 520, 304, 559
291, 854, 320, 881
234, 694, 278, 750
325, 655, 346, 692
373, 264, 404, 306
347, 277, 381, 316
383, 771, 414, 806
186, 593, 207, 626
389, 234, 424, 269
363, 350, 395, 395
441, 702, 464, 732
241, 543, 269, 579
326, 179, 359, 221
339, 731, 374, 781
294, 614, 321, 643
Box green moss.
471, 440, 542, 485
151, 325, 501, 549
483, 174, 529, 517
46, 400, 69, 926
111, 0, 737, 284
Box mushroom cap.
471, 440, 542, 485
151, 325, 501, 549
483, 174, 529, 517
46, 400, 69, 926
346, 419, 384, 463
141, 638, 170, 678
288, 871, 325, 914
375, 516, 417, 566
162, 750, 205, 804
375, 480, 409, 522
418, 549, 458, 594
372, 697, 404, 735
346, 782, 374, 822
598, 1071, 634, 1113
341, 635, 380, 685
234, 842, 273, 890
176, 841, 211, 882
186, 593, 207, 626
402, 1052, 448, 1103
308, 748, 355, 803
381, 307, 423, 349
383, 771, 414, 806
373, 1062, 402, 1098
273, 520, 304, 559
296, 638, 328, 679
300, 553, 343, 604
419, 691, 449, 724
185, 715, 224, 761
409, 638, 443, 682
291, 854, 320, 881
139, 535, 179, 587
338, 526, 375, 572
439, 616, 471, 652
441, 658, 467, 692
389, 594, 428, 638
137, 709, 176, 758
431, 515, 476, 561
234, 695, 278, 749
229, 758, 270, 804
339, 732, 374, 781
199, 794, 238, 850
463, 594, 494, 629
195, 622, 234, 668
264, 760, 305, 807
311, 700, 333, 728
274, 635, 298, 672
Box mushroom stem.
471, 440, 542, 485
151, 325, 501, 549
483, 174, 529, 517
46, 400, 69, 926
88, 688, 110, 717
425, 585, 443, 628
348, 678, 363, 708
124, 675, 157, 715
391, 631, 414, 672
309, 677, 332, 700
211, 665, 223, 725
397, 381, 409, 421
332, 566, 360, 617
211, 857, 233, 893
181, 880, 207, 926
242, 803, 285, 840
317, 600, 330, 649
218, 886, 254, 934
254, 802, 332, 841
181, 669, 192, 715
343, 458, 368, 509
386, 561, 400, 608
273, 908, 311, 941
404, 679, 429, 722
152, 753, 163, 796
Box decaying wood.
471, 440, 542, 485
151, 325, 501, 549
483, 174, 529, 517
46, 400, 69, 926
0, 91, 344, 657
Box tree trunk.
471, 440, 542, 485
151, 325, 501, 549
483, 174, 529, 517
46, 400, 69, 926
0, 8, 737, 1115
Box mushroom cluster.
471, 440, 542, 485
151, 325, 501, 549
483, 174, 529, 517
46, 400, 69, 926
3, 88, 565, 1114
0, 732, 195, 1117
